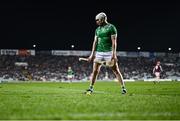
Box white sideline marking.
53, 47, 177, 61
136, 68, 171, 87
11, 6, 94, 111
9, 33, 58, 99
58, 88, 108, 94
68, 112, 179, 118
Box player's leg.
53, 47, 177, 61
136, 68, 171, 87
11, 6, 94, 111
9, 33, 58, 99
157, 73, 160, 83
67, 76, 70, 82
86, 62, 101, 94
67, 75, 72, 83
70, 77, 72, 83
155, 72, 160, 84
71, 75, 75, 83
110, 62, 127, 94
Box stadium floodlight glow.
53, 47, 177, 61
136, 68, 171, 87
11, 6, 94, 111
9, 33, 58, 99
168, 48, 171, 51
33, 44, 36, 48
137, 47, 141, 50
71, 44, 74, 49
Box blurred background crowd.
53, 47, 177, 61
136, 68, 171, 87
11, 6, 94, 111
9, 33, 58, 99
0, 53, 180, 82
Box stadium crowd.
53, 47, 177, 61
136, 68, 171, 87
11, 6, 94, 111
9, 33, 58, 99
0, 54, 180, 81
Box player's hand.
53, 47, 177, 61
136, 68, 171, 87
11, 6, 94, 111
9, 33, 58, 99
87, 55, 94, 62
111, 55, 118, 63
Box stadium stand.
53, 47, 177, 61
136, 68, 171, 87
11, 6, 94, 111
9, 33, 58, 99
0, 50, 180, 82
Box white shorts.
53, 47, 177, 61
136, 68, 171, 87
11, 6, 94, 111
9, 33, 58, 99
155, 72, 160, 77
94, 51, 112, 62
67, 75, 73, 79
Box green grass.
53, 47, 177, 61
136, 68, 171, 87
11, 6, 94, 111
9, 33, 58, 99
0, 81, 180, 120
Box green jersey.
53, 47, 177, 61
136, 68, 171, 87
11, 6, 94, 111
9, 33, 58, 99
68, 69, 74, 76
95, 23, 117, 52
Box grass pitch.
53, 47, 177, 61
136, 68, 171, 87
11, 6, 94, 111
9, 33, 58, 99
0, 81, 180, 120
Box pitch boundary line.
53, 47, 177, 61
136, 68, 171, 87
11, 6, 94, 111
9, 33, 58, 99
58, 88, 108, 94
67, 112, 180, 118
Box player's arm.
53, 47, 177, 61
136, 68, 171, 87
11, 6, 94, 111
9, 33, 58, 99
160, 66, 163, 72
153, 67, 155, 74
88, 35, 98, 61
111, 34, 117, 61
110, 25, 118, 61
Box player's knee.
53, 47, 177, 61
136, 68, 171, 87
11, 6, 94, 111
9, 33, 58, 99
93, 70, 98, 74
113, 69, 120, 75
93, 68, 100, 74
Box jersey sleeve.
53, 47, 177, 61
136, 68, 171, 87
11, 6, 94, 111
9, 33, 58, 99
95, 28, 98, 36
110, 24, 117, 35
